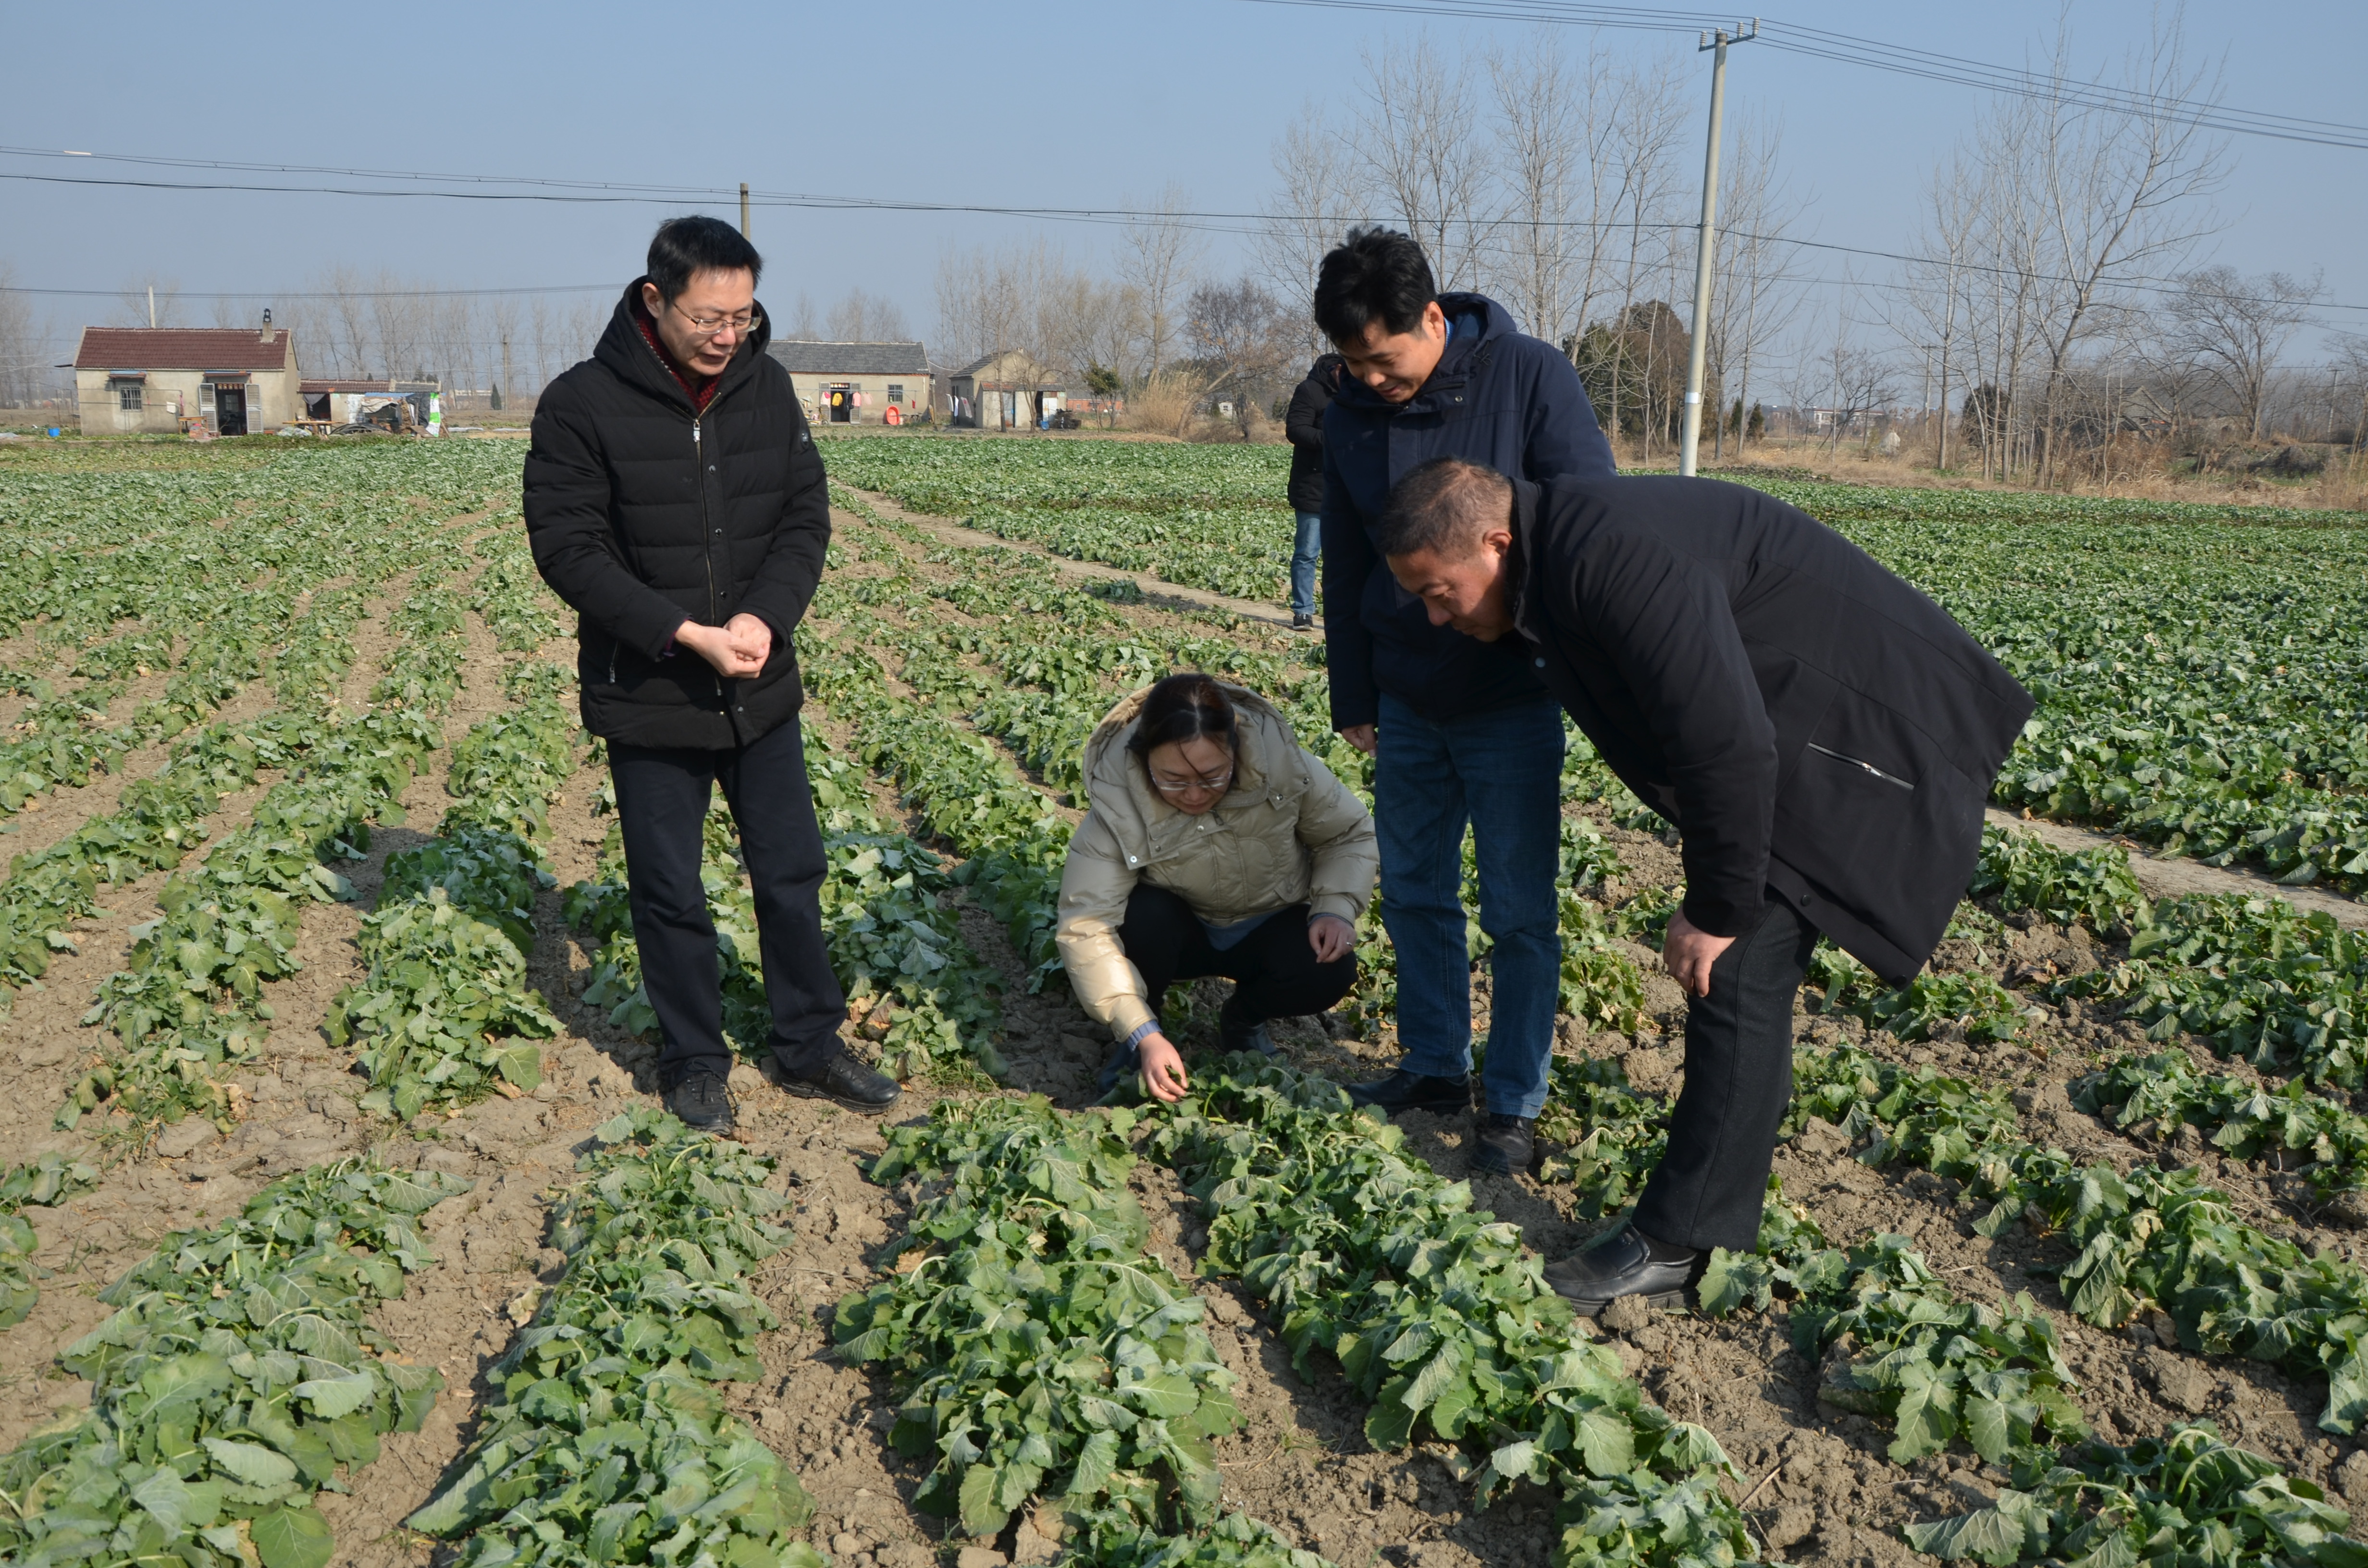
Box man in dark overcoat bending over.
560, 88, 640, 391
1372, 457, 2033, 1312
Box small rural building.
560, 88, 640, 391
949, 351, 1068, 430
765, 341, 933, 425
300, 379, 443, 430
70, 322, 303, 436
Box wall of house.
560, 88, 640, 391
76, 368, 305, 434
787, 371, 935, 424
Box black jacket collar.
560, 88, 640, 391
590, 277, 775, 413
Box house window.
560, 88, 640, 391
887, 383, 904, 404
117, 386, 143, 411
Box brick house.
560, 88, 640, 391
765, 341, 933, 425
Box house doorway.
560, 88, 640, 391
998, 390, 1018, 430
215, 384, 248, 436
826, 385, 854, 423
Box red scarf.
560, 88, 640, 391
633, 298, 720, 412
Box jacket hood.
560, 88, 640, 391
1307, 352, 1346, 385
1081, 681, 1297, 836
1331, 291, 1521, 415
592, 277, 777, 411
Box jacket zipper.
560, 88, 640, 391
1805, 741, 1915, 792
695, 415, 726, 704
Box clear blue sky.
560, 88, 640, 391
4, 0, 2361, 363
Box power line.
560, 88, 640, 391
1233, 0, 2368, 151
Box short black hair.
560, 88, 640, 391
646, 216, 763, 303
1312, 227, 1437, 346
1377, 458, 1513, 559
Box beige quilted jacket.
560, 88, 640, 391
1055, 682, 1378, 1042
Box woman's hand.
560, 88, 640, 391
1136, 1032, 1191, 1103
1307, 913, 1356, 964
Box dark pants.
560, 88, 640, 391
1630, 897, 1820, 1254
1120, 883, 1356, 1030
609, 714, 844, 1087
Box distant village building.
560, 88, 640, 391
949, 351, 1068, 430
765, 341, 932, 425
70, 323, 303, 436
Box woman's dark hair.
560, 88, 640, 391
1126, 674, 1237, 771
1312, 227, 1437, 347
646, 216, 763, 303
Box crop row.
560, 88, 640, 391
0, 583, 371, 1007
838, 1092, 1337, 1564
0, 1152, 97, 1327
0, 1157, 472, 1568
406, 1106, 824, 1566
1147, 1060, 1751, 1568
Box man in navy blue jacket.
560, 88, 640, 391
1315, 228, 1616, 1175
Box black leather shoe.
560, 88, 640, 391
782, 1045, 902, 1112
1291, 612, 1315, 630
663, 1069, 737, 1138
1345, 1068, 1472, 1115
1544, 1223, 1700, 1315
1470, 1113, 1535, 1176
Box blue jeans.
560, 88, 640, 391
1374, 693, 1565, 1117
1289, 510, 1321, 616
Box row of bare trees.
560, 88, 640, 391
1256, 30, 1806, 460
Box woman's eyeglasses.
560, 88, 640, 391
1148, 767, 1233, 797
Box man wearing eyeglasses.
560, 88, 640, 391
526, 215, 900, 1139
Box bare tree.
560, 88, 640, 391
0, 262, 42, 408
1893, 149, 1980, 470
1183, 278, 1293, 438
1600, 56, 1689, 453
825, 288, 910, 342
778, 292, 818, 341
2158, 265, 2321, 438
1255, 107, 1360, 353
2020, 13, 2228, 483
114, 275, 184, 329
1118, 186, 1203, 381
1349, 36, 1497, 294
1485, 31, 1599, 346
1704, 111, 1805, 460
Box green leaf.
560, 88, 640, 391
1905, 1502, 2032, 1567
1575, 1407, 1636, 1477
204, 1435, 300, 1489
250, 1503, 335, 1568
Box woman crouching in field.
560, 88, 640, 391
1056, 672, 1379, 1102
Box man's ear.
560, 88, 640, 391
1423, 300, 1448, 341
641, 280, 665, 317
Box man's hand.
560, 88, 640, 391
1307, 913, 1355, 964
1338, 723, 1377, 756
723, 613, 774, 665
1137, 1032, 1191, 1104
674, 618, 768, 679
1662, 908, 1737, 999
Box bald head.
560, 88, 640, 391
1379, 458, 1518, 642
1377, 458, 1515, 562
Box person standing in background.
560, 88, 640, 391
1314, 227, 1616, 1179
1283, 352, 1344, 630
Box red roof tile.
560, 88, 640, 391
74, 327, 292, 371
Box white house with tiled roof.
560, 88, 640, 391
70, 322, 304, 435
765, 340, 932, 425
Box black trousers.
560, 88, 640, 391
1630, 897, 1820, 1254
608, 713, 844, 1086
1118, 883, 1356, 1028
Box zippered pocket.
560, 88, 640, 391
1805, 741, 1914, 792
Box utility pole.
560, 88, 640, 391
1677, 18, 1756, 478
147, 286, 155, 330
501, 332, 513, 416
740, 183, 751, 238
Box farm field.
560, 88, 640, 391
4, 433, 2368, 1568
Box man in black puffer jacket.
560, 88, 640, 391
526, 216, 899, 1135
1283, 352, 1343, 628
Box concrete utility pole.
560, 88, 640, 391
1677, 19, 1756, 478
147, 286, 155, 330
740, 183, 751, 238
